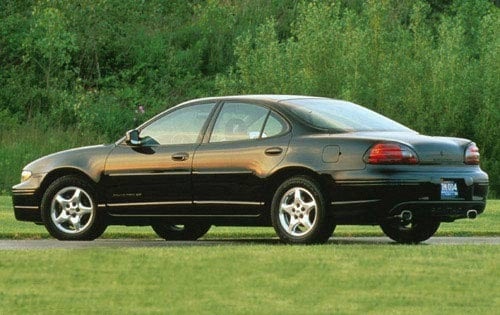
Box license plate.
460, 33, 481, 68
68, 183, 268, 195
441, 181, 459, 199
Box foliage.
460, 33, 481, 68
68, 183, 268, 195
0, 0, 498, 194
217, 0, 500, 195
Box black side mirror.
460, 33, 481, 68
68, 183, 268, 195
125, 129, 159, 147
125, 129, 141, 146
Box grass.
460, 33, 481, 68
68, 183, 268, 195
0, 123, 108, 195
0, 245, 498, 314
1, 197, 499, 314
1, 196, 499, 239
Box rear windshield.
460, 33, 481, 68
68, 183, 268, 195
285, 98, 413, 132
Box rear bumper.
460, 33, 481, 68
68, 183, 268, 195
328, 174, 488, 224
387, 200, 485, 221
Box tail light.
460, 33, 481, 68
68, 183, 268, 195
364, 143, 419, 165
464, 143, 480, 165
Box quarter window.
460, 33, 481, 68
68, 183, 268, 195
262, 111, 287, 138
140, 103, 215, 145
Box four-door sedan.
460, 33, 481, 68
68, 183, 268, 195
12, 95, 489, 244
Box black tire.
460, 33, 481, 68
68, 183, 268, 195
380, 218, 440, 244
151, 223, 211, 241
40, 175, 106, 240
271, 176, 335, 244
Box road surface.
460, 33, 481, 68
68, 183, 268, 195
0, 236, 498, 250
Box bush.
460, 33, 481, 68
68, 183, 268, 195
217, 0, 499, 196
0, 0, 498, 194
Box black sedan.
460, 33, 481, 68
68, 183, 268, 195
12, 95, 489, 244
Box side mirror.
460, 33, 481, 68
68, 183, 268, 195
125, 129, 141, 146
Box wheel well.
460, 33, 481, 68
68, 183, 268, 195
38, 168, 99, 204
265, 167, 332, 207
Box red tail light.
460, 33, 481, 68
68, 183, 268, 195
365, 143, 419, 165
464, 143, 480, 165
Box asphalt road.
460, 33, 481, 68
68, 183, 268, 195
0, 236, 499, 250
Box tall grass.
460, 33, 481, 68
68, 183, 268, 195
0, 121, 108, 194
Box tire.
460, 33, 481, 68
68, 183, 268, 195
380, 218, 440, 244
151, 223, 211, 241
271, 176, 335, 244
40, 175, 106, 240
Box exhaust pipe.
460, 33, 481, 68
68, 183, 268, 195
394, 210, 413, 221
467, 210, 477, 219
401, 210, 413, 221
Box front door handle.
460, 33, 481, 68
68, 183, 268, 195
265, 147, 283, 156
171, 152, 189, 161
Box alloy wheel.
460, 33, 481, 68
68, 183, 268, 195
50, 186, 95, 234
278, 187, 318, 237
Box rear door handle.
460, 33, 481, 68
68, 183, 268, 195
265, 147, 283, 156
171, 152, 189, 161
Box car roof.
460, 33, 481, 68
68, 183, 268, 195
181, 94, 330, 104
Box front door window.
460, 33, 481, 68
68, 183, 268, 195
140, 103, 215, 145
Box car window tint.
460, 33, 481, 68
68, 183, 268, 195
210, 103, 269, 143
262, 111, 287, 138
140, 103, 215, 145
286, 99, 413, 132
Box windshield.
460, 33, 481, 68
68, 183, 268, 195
285, 98, 413, 132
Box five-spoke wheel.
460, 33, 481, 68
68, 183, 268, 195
278, 187, 318, 237
271, 176, 335, 244
41, 176, 106, 240
50, 187, 94, 234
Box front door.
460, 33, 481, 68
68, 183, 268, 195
103, 102, 216, 216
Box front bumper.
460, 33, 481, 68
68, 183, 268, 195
11, 173, 46, 223
12, 189, 42, 223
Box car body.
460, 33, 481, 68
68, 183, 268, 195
12, 95, 489, 244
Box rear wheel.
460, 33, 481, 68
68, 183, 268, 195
271, 176, 335, 244
380, 217, 440, 244
41, 175, 106, 240
151, 223, 211, 241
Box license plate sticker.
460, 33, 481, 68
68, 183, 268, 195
441, 181, 459, 199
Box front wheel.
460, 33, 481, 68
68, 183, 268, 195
380, 217, 440, 244
41, 175, 106, 240
271, 176, 335, 244
151, 223, 211, 241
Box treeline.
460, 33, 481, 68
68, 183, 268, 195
0, 0, 498, 195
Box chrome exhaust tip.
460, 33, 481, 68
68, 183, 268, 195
400, 210, 413, 221
393, 210, 413, 221
466, 210, 477, 219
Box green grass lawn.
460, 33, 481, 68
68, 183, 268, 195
1, 196, 499, 239
1, 196, 499, 314
0, 245, 498, 314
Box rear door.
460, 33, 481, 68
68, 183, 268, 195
192, 102, 291, 216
